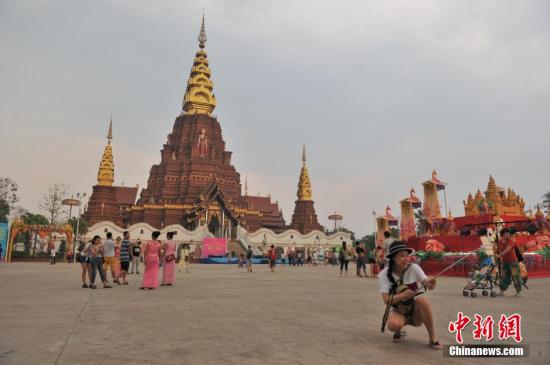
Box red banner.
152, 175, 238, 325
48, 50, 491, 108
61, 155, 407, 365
202, 238, 227, 258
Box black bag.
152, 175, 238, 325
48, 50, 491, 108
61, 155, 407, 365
515, 246, 524, 262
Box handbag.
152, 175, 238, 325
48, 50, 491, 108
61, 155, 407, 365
165, 254, 176, 262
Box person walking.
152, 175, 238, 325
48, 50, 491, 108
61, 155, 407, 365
162, 231, 177, 286
246, 245, 253, 272
50, 245, 56, 265
78, 240, 92, 288
268, 245, 277, 272
130, 240, 142, 274
355, 242, 368, 277
339, 242, 350, 276
141, 231, 162, 290
119, 231, 132, 285
103, 232, 121, 285
495, 228, 522, 297
89, 235, 111, 289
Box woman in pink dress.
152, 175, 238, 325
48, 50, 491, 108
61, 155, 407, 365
162, 231, 177, 286
140, 231, 162, 290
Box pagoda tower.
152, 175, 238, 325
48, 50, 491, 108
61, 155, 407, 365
288, 146, 323, 234
422, 170, 445, 224
399, 188, 421, 241
128, 16, 285, 234
83, 119, 138, 226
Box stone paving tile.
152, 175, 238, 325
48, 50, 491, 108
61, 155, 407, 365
0, 263, 548, 364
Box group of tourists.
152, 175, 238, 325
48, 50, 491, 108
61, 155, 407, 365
77, 231, 182, 290
70, 225, 527, 351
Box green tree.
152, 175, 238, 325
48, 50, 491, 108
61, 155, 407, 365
68, 216, 89, 236
0, 177, 19, 222
415, 210, 428, 235
21, 212, 50, 225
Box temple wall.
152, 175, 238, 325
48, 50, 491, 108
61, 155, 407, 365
85, 221, 211, 242
237, 226, 350, 247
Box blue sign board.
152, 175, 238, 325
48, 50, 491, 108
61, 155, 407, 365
0, 222, 8, 260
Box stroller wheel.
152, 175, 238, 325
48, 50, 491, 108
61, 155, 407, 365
471, 292, 478, 298
490, 292, 497, 298
463, 290, 469, 297
482, 290, 488, 296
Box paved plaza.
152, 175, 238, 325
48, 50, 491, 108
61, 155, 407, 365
1, 262, 548, 365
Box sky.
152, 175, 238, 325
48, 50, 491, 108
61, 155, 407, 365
1, 0, 549, 236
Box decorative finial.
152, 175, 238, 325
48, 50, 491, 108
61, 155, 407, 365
198, 13, 207, 49
302, 144, 307, 164
245, 174, 248, 196
107, 116, 113, 143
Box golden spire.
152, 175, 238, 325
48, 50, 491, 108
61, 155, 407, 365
97, 119, 114, 186
297, 145, 312, 201
182, 15, 217, 115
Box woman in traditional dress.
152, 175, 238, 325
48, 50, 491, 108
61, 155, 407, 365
161, 231, 177, 286
140, 231, 162, 290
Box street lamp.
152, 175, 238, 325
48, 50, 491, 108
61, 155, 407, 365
74, 192, 86, 262
372, 210, 377, 246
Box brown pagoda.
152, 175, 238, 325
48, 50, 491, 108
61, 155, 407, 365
288, 146, 324, 234
124, 17, 285, 235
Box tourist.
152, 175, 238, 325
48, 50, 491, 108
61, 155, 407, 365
382, 231, 393, 269
339, 242, 350, 276
297, 251, 304, 266
227, 251, 232, 265
268, 244, 277, 272
49, 244, 56, 265
177, 243, 191, 273
141, 231, 162, 290
130, 240, 142, 274
78, 239, 92, 288
495, 228, 522, 297
331, 247, 337, 266
162, 231, 177, 286
115, 236, 121, 267
89, 235, 111, 289
238, 253, 245, 268
119, 231, 132, 285
103, 232, 121, 285
379, 241, 440, 349
246, 245, 253, 272
355, 242, 368, 277
312, 250, 318, 266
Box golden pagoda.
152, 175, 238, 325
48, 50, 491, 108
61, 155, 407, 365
289, 145, 323, 234
182, 15, 217, 115
97, 119, 114, 186
297, 145, 313, 201
463, 175, 525, 216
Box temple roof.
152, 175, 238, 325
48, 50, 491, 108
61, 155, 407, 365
182, 15, 217, 115
297, 145, 313, 201
97, 118, 114, 186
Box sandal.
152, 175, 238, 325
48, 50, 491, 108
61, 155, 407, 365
122, 282, 129, 285
103, 284, 112, 288
429, 340, 442, 350
393, 331, 407, 342
82, 284, 88, 288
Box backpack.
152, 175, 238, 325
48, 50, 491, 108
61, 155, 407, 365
514, 246, 524, 262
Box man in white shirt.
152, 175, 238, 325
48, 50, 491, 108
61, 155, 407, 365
381, 231, 393, 268
379, 241, 441, 350
102, 232, 120, 285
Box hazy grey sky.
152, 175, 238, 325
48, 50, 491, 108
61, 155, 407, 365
2, 0, 549, 236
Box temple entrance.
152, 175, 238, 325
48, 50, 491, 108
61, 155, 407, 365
208, 214, 221, 237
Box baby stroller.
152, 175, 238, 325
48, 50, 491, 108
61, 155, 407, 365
462, 258, 500, 298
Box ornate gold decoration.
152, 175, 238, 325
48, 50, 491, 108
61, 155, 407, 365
297, 145, 312, 201
182, 15, 217, 115
463, 176, 526, 216
97, 118, 114, 186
